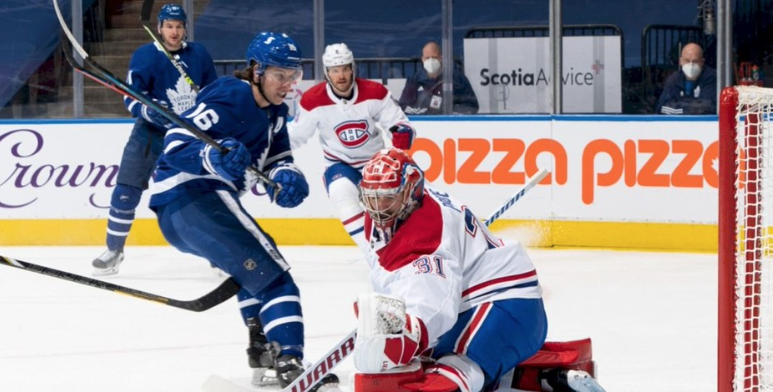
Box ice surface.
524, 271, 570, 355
0, 245, 715, 392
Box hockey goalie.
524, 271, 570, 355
351, 148, 606, 392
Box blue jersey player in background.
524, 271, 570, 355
147, 31, 337, 390
92, 3, 218, 276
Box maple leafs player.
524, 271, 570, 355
92, 3, 217, 276
289, 43, 416, 255
353, 148, 548, 392
147, 31, 336, 389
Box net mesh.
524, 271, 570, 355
734, 86, 773, 392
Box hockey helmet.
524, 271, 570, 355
359, 148, 424, 230
323, 43, 355, 92
323, 43, 355, 68
158, 4, 187, 24
246, 32, 303, 76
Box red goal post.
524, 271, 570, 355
719, 85, 773, 392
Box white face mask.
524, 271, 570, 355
682, 63, 702, 80
423, 58, 441, 75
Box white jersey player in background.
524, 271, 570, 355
352, 148, 548, 392
289, 43, 416, 254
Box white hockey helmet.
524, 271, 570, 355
323, 43, 356, 79
323, 43, 354, 67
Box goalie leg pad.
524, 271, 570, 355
401, 372, 460, 392
353, 359, 424, 392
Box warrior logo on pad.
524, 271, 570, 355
335, 120, 370, 148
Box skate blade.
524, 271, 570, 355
92, 267, 119, 277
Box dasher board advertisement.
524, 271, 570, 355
463, 36, 622, 114
0, 117, 715, 224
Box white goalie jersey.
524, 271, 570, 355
289, 78, 411, 169
363, 186, 543, 347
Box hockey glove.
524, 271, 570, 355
267, 162, 309, 208
141, 100, 173, 129
353, 293, 428, 373
202, 138, 251, 182
389, 124, 416, 150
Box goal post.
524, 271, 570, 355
719, 85, 773, 392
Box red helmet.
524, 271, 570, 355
359, 148, 424, 230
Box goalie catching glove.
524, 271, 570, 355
202, 138, 251, 181
354, 293, 428, 373
266, 162, 309, 208
389, 123, 416, 150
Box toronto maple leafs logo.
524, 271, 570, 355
166, 77, 197, 114
335, 120, 370, 148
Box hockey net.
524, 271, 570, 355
719, 86, 773, 392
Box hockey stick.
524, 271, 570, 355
52, 0, 278, 190
484, 168, 549, 227
0, 255, 240, 312
202, 329, 357, 392
139, 0, 200, 92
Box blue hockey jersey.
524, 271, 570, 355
124, 41, 218, 117
148, 76, 294, 207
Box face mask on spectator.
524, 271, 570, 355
423, 58, 441, 75
682, 63, 702, 80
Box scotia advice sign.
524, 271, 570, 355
463, 36, 622, 114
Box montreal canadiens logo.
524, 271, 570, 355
335, 120, 370, 148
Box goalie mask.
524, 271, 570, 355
322, 43, 355, 95
359, 148, 424, 232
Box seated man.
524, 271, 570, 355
656, 42, 717, 115
399, 41, 479, 115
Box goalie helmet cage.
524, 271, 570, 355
719, 85, 773, 392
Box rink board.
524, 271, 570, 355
0, 115, 719, 251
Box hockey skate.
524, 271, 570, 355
92, 249, 124, 276
251, 346, 339, 391
247, 318, 278, 387
275, 354, 339, 391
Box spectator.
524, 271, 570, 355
399, 41, 479, 115
656, 42, 717, 115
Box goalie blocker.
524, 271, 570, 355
353, 338, 606, 392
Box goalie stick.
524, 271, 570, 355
0, 256, 240, 312
202, 171, 550, 391
484, 168, 549, 227
52, 0, 278, 190
139, 0, 200, 92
